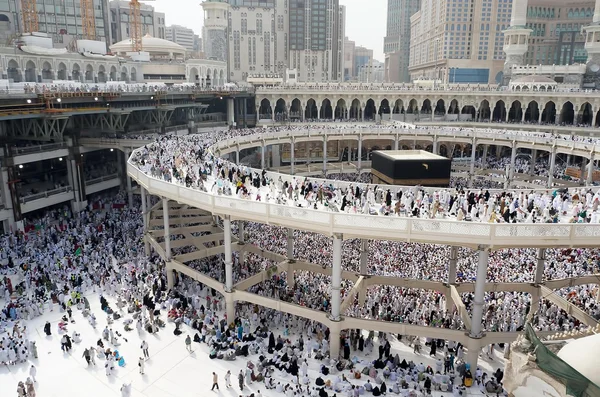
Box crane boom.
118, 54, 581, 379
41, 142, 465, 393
21, 0, 38, 34
130, 0, 142, 52
81, 0, 97, 40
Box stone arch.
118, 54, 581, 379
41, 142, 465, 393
334, 98, 346, 119
130, 66, 137, 82
97, 65, 107, 83
448, 99, 460, 114
420, 99, 432, 115
541, 101, 557, 124
559, 101, 574, 124
24, 60, 36, 82
392, 99, 404, 114
479, 100, 491, 121
492, 100, 506, 121
274, 98, 286, 120
379, 99, 391, 118
524, 100, 539, 123
364, 98, 376, 120
72, 63, 82, 82
461, 105, 476, 119
7, 59, 20, 82
84, 63, 94, 82
290, 98, 302, 119
41, 61, 53, 80
57, 62, 67, 80
579, 102, 593, 125
349, 98, 361, 119
320, 98, 333, 119
305, 98, 318, 119
190, 67, 199, 83
110, 65, 117, 81
508, 100, 523, 122
434, 99, 446, 115
259, 98, 272, 118
407, 98, 419, 114
120, 66, 128, 82
596, 109, 600, 127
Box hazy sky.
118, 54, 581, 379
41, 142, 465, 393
151, 0, 387, 61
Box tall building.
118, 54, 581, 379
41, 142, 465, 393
227, 0, 288, 82
3, 0, 111, 48
288, 0, 345, 82
109, 1, 165, 45
166, 24, 196, 53
343, 37, 355, 81
384, 0, 420, 82
201, 0, 228, 63
409, 0, 513, 84
354, 46, 373, 79
358, 59, 384, 83
525, 0, 594, 66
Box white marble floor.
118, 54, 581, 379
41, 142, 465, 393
0, 292, 503, 397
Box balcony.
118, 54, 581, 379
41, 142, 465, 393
85, 173, 120, 195
20, 186, 74, 214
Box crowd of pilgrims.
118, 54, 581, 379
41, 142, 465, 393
0, 124, 598, 396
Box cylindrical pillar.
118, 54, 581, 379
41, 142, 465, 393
225, 290, 235, 325
141, 187, 150, 255
394, 135, 399, 150
323, 137, 327, 174
482, 145, 488, 165
287, 228, 295, 262
224, 216, 233, 292
448, 246, 458, 284
535, 248, 546, 285
470, 246, 489, 338
290, 140, 295, 175
465, 336, 481, 375
360, 239, 368, 275
432, 137, 438, 155
587, 156, 595, 185
162, 197, 171, 260
548, 148, 556, 187
509, 143, 517, 180
530, 149, 537, 176
238, 220, 245, 244
227, 98, 235, 126
330, 234, 343, 321
357, 135, 362, 170
261, 144, 266, 169
469, 140, 477, 187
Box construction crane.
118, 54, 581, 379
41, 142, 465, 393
21, 0, 38, 34
80, 0, 97, 40
130, 0, 155, 52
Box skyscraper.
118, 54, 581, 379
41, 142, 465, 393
227, 0, 288, 82
109, 0, 166, 45
166, 25, 196, 53
384, 0, 420, 82
409, 0, 512, 84
288, 0, 345, 82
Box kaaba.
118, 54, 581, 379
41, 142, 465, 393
371, 150, 451, 187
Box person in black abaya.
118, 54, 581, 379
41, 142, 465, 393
378, 344, 384, 360
268, 332, 275, 350
430, 342, 436, 356
44, 321, 51, 336
358, 335, 364, 351
343, 343, 350, 360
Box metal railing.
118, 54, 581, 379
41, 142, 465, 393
14, 142, 68, 155
19, 186, 73, 204
85, 173, 119, 186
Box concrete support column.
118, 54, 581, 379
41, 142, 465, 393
256, 107, 260, 124
580, 160, 586, 186
470, 246, 489, 338
225, 291, 235, 325
330, 234, 343, 321
141, 187, 150, 256
227, 98, 235, 126
469, 140, 477, 187
125, 151, 133, 206
224, 216, 233, 293
448, 246, 458, 285
235, 149, 240, 165
482, 145, 488, 166
465, 336, 482, 374
530, 149, 537, 176
432, 137, 438, 155
587, 156, 595, 185
329, 321, 342, 359
360, 239, 368, 275
394, 135, 399, 150
261, 144, 266, 169
287, 228, 295, 262
323, 137, 327, 174
357, 135, 362, 170
548, 147, 556, 187
509, 142, 517, 181
162, 197, 171, 260
521, 107, 527, 122
535, 248, 545, 285
290, 140, 295, 175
